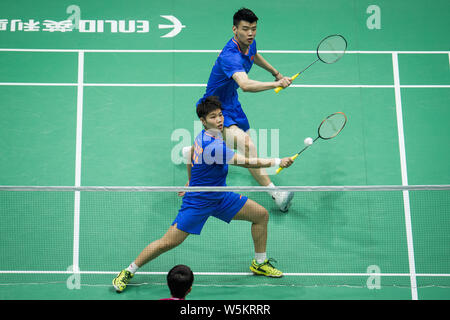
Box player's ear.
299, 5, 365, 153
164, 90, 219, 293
200, 117, 207, 127
232, 25, 237, 35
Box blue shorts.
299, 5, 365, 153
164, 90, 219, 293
172, 192, 248, 235
223, 105, 250, 132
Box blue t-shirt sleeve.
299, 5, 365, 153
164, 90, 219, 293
218, 52, 245, 79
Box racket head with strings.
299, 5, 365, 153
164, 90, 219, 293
276, 112, 347, 174
316, 34, 347, 64
274, 34, 347, 93
318, 111, 348, 139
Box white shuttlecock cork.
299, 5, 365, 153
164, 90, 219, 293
304, 137, 314, 146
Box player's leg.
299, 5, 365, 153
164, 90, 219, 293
224, 124, 294, 212
232, 198, 283, 277
134, 224, 189, 267
232, 198, 269, 253
113, 225, 189, 293
223, 124, 270, 186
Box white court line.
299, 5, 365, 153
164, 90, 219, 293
1, 185, 449, 192
0, 48, 449, 54
0, 82, 77, 86
291, 85, 394, 88
1, 82, 450, 88
1, 82, 449, 88
260, 50, 450, 55
293, 85, 448, 88
401, 85, 450, 88
392, 53, 418, 300
72, 51, 84, 274
1, 270, 449, 277
85, 83, 387, 88
83, 83, 206, 87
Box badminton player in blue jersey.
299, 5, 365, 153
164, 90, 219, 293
113, 96, 293, 293
197, 8, 294, 212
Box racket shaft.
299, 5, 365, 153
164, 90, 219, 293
296, 146, 309, 156
274, 58, 320, 93
276, 142, 315, 174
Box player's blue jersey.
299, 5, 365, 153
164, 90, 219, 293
185, 129, 235, 203
198, 37, 257, 113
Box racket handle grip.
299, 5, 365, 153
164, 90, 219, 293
274, 73, 300, 93
275, 154, 299, 174
291, 73, 300, 81
274, 86, 283, 94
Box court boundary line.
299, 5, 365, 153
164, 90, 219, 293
1, 270, 450, 277
0, 83, 449, 88
0, 48, 449, 54
72, 51, 84, 275
1, 185, 449, 192
392, 52, 418, 300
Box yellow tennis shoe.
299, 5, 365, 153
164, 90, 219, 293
250, 258, 283, 278
112, 269, 134, 293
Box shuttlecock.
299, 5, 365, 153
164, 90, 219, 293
304, 137, 314, 146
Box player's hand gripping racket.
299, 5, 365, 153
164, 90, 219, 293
274, 34, 347, 93
276, 112, 347, 174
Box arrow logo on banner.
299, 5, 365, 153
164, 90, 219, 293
158, 15, 185, 38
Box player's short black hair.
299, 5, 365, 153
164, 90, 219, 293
233, 8, 258, 27
196, 96, 222, 119
167, 264, 194, 299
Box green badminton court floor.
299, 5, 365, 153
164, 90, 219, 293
0, 0, 449, 300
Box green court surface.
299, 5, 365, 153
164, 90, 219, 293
1, 0, 449, 300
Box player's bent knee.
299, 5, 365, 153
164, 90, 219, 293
254, 207, 269, 224
261, 208, 269, 223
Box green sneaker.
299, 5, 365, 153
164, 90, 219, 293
250, 258, 283, 278
112, 269, 134, 293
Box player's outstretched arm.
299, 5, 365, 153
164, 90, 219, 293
229, 153, 293, 168
254, 53, 283, 79
232, 72, 291, 93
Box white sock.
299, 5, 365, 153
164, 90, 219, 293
255, 252, 267, 264
266, 183, 276, 198
126, 262, 139, 274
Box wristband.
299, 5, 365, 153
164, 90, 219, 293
272, 71, 280, 77
273, 158, 281, 167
